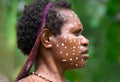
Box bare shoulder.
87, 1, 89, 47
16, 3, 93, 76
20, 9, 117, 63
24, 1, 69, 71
17, 75, 34, 82
17, 75, 45, 82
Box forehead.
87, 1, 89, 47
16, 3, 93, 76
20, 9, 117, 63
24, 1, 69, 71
58, 9, 83, 32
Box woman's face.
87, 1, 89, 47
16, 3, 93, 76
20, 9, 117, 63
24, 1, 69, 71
51, 9, 89, 69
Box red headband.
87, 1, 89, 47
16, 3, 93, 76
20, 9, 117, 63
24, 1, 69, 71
15, 2, 51, 82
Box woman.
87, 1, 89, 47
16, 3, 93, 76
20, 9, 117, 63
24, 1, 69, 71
16, 0, 89, 82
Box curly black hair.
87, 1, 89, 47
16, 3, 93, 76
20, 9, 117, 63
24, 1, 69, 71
16, 0, 72, 55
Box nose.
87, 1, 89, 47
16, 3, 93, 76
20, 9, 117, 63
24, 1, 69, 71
81, 36, 89, 46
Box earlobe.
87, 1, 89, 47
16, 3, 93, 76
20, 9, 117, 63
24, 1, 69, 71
40, 29, 53, 48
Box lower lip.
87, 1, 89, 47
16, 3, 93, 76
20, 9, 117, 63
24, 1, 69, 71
81, 54, 89, 60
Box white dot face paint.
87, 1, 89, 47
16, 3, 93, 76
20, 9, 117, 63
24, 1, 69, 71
73, 46, 76, 49
69, 58, 72, 61
81, 59, 84, 62
74, 40, 76, 42
69, 14, 73, 17
74, 22, 77, 25
64, 36, 67, 39
66, 53, 69, 56
62, 59, 66, 62
61, 43, 64, 46
56, 44, 59, 47
73, 53, 75, 55
66, 31, 69, 33
76, 57, 79, 60
65, 46, 67, 49
60, 51, 63, 54
75, 64, 78, 67
53, 10, 89, 69
70, 24, 74, 28
73, 50, 75, 52
70, 40, 72, 43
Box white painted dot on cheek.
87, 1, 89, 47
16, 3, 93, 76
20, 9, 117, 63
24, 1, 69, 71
70, 24, 74, 28
74, 40, 76, 42
73, 53, 75, 55
76, 57, 79, 60
65, 46, 67, 49
61, 43, 64, 46
64, 36, 66, 39
81, 58, 84, 62
73, 50, 75, 52
66, 53, 68, 56
69, 14, 73, 17
62, 59, 66, 62
69, 58, 72, 61
73, 46, 76, 49
74, 22, 77, 25
57, 44, 59, 47
60, 51, 63, 54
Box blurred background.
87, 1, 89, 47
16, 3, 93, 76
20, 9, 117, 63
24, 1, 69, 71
0, 0, 120, 82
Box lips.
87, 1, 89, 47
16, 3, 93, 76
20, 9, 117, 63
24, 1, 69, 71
81, 49, 89, 60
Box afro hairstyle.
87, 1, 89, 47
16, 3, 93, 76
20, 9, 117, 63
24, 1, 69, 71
16, 0, 72, 55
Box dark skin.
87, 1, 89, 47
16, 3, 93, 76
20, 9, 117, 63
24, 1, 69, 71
18, 9, 89, 82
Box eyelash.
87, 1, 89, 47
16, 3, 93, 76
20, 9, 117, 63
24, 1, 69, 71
73, 30, 82, 36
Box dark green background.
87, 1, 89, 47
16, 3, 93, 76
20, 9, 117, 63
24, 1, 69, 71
0, 0, 120, 82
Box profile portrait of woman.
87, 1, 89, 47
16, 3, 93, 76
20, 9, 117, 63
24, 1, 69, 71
16, 0, 89, 82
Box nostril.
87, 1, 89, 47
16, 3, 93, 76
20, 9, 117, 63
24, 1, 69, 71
81, 37, 89, 46
83, 44, 88, 47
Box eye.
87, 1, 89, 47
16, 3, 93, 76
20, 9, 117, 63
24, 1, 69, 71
73, 29, 82, 36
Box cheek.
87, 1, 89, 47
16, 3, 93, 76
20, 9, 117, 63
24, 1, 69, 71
53, 36, 83, 67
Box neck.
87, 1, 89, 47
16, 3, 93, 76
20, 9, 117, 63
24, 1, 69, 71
34, 49, 67, 82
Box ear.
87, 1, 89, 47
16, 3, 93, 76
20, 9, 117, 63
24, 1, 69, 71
40, 29, 53, 48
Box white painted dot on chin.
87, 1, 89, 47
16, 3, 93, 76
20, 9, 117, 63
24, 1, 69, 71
75, 64, 78, 67
69, 58, 72, 61
81, 65, 83, 67
62, 59, 66, 62
81, 58, 84, 62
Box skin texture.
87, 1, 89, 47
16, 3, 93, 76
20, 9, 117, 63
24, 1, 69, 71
18, 9, 89, 82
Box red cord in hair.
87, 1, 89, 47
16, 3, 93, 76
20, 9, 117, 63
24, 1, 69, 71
15, 3, 51, 82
